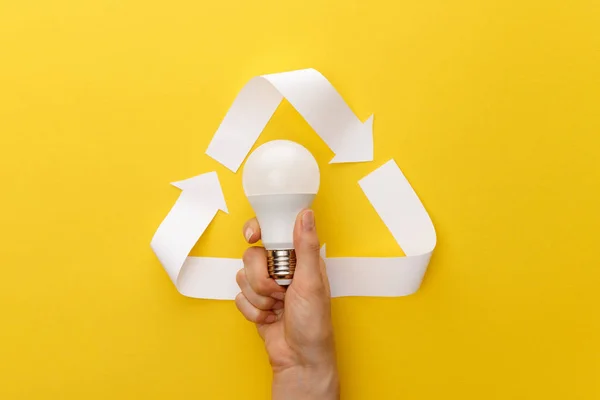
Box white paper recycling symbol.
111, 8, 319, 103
150, 68, 436, 299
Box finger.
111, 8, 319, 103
243, 246, 286, 297
242, 218, 262, 244
235, 293, 277, 324
292, 209, 325, 288
236, 268, 282, 311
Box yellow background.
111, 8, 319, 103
1, 0, 599, 398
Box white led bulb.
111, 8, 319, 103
242, 140, 320, 285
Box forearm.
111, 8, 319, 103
272, 365, 339, 400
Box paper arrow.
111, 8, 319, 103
205, 68, 374, 172
150, 171, 228, 295
321, 159, 437, 297
151, 159, 436, 299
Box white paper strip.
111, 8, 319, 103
150, 172, 228, 295
177, 257, 241, 300
358, 159, 436, 257
323, 247, 433, 297
205, 68, 374, 172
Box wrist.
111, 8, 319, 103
272, 364, 339, 400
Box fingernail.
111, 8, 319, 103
265, 314, 277, 323
244, 227, 253, 242
271, 292, 285, 300
272, 301, 284, 310
302, 210, 315, 232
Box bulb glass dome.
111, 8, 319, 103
242, 140, 320, 196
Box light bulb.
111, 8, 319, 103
242, 140, 320, 286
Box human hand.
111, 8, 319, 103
235, 209, 339, 400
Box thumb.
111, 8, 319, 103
292, 209, 324, 288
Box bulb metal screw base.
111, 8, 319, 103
267, 249, 296, 286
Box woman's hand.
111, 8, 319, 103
235, 209, 339, 400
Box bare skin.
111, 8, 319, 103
235, 209, 339, 399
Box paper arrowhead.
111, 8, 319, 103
171, 171, 228, 213
329, 115, 374, 164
